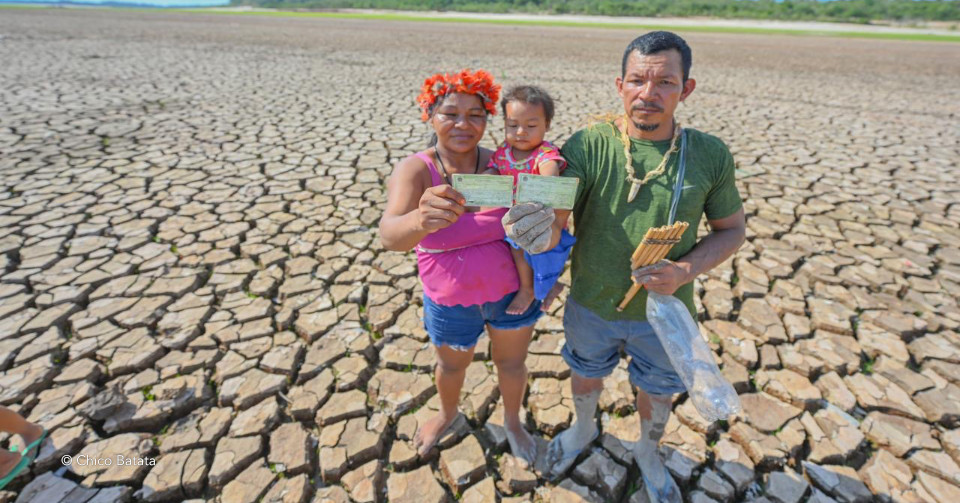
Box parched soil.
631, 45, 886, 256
1, 8, 959, 503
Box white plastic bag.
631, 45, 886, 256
645, 291, 741, 422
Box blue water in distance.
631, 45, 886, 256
0, 0, 229, 6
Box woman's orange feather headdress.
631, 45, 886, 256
416, 69, 501, 121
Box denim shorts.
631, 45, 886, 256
423, 291, 542, 351
561, 297, 685, 395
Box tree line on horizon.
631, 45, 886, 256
229, 0, 960, 23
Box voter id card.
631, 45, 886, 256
451, 174, 514, 207
515, 174, 578, 210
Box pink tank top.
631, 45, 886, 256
414, 152, 519, 307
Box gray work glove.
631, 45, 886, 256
502, 202, 555, 254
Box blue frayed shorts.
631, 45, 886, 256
561, 297, 685, 395
506, 229, 576, 301
423, 291, 542, 351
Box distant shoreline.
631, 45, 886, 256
3, 4, 958, 42
333, 8, 960, 36
0, 0, 227, 7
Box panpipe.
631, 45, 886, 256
616, 221, 689, 312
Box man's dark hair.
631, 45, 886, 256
621, 31, 692, 82
500, 85, 555, 125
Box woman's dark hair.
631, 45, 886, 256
622, 31, 692, 83
500, 85, 555, 126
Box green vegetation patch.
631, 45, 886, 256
5, 4, 958, 42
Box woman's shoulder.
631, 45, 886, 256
479, 145, 497, 167
393, 151, 435, 183
401, 149, 441, 169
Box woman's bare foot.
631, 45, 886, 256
504, 421, 537, 467
20, 423, 43, 450
413, 412, 458, 456
0, 451, 21, 478
540, 282, 565, 312
506, 288, 535, 315
7, 422, 43, 454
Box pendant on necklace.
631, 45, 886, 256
627, 181, 641, 203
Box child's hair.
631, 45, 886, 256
500, 85, 555, 126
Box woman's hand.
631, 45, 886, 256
418, 185, 467, 233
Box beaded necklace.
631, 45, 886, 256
617, 117, 682, 203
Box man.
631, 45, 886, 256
503, 31, 745, 501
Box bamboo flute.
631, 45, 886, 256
632, 226, 664, 268
616, 222, 688, 312
649, 223, 686, 267
631, 228, 657, 264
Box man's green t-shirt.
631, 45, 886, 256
561, 122, 742, 321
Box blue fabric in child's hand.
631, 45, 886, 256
506, 229, 576, 300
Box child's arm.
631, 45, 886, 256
536, 142, 567, 177
538, 160, 562, 177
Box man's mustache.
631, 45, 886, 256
632, 102, 664, 112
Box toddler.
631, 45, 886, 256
487, 85, 576, 315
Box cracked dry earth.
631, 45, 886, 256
1, 8, 959, 503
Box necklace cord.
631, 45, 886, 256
618, 117, 682, 202
434, 146, 481, 185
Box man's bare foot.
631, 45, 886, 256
504, 421, 537, 467
637, 450, 682, 503
540, 282, 565, 312
0, 451, 21, 478
506, 288, 535, 315
545, 423, 598, 479
413, 412, 458, 456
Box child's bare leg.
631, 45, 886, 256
541, 281, 565, 312
507, 247, 535, 315
414, 344, 474, 456
489, 324, 537, 465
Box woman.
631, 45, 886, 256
0, 406, 46, 489
379, 69, 539, 465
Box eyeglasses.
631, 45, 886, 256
435, 112, 487, 125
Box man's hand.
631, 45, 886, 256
632, 259, 692, 296
502, 202, 555, 253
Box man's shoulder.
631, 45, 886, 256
685, 128, 732, 156
563, 122, 617, 148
